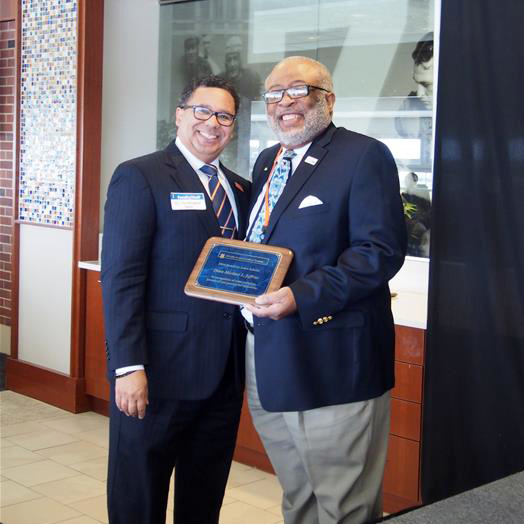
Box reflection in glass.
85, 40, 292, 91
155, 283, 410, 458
157, 0, 435, 257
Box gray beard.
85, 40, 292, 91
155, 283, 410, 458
267, 97, 331, 148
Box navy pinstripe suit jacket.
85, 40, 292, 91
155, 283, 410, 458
101, 140, 250, 399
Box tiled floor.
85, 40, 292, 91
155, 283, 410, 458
1, 391, 284, 524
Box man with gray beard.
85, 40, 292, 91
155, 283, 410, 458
242, 57, 406, 524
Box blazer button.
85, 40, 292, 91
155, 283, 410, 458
223, 312, 232, 319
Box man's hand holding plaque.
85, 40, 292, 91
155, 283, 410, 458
184, 237, 293, 306
245, 286, 297, 320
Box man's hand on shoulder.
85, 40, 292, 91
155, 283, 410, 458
115, 370, 149, 419
246, 286, 297, 320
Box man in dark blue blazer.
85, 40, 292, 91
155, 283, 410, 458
101, 76, 250, 524
243, 57, 407, 523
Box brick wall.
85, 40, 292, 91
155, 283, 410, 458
0, 20, 15, 326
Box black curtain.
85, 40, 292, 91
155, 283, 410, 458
422, 0, 524, 503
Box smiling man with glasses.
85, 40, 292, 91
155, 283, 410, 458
102, 75, 250, 524
243, 56, 407, 524
262, 84, 330, 104
177, 104, 237, 127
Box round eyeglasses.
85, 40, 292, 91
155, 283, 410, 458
179, 105, 236, 126
262, 84, 330, 104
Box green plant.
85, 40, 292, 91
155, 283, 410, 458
403, 200, 417, 219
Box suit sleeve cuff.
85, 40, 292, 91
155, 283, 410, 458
115, 364, 145, 376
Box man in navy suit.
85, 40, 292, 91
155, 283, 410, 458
101, 76, 250, 524
243, 57, 407, 524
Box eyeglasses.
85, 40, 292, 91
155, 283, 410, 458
178, 105, 236, 127
262, 84, 330, 104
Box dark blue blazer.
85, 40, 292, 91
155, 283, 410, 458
101, 140, 250, 400
250, 124, 407, 412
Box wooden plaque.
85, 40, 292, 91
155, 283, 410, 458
184, 237, 294, 306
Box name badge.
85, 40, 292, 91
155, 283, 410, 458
170, 192, 206, 210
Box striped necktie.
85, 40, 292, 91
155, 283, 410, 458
248, 149, 296, 243
200, 164, 236, 239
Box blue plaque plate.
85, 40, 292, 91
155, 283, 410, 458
185, 237, 294, 305
197, 245, 280, 296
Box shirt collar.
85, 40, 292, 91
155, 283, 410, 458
175, 137, 219, 173
280, 142, 311, 170
289, 142, 311, 156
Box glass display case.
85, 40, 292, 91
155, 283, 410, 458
157, 0, 435, 257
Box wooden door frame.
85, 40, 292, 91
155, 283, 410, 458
7, 0, 105, 413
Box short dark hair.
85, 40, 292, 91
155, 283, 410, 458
412, 33, 433, 65
178, 75, 240, 114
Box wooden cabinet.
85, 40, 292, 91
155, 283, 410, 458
84, 270, 110, 403
390, 398, 421, 441
384, 324, 425, 513
83, 269, 425, 513
384, 434, 420, 503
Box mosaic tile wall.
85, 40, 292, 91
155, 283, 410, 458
18, 0, 78, 227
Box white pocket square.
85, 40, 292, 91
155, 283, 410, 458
298, 195, 323, 209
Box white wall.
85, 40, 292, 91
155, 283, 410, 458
99, 0, 160, 229
389, 257, 429, 295
18, 225, 73, 373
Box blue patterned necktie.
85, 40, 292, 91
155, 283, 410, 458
200, 164, 236, 239
248, 149, 296, 243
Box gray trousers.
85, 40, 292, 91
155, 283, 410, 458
246, 332, 390, 524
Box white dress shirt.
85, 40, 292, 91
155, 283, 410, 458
241, 142, 312, 325
175, 137, 239, 228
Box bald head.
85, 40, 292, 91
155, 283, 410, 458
265, 56, 334, 92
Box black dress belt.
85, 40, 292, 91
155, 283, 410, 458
244, 319, 254, 334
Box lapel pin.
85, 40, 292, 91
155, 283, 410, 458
305, 156, 318, 166
264, 166, 269, 171
234, 182, 244, 192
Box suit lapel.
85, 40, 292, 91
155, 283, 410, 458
164, 142, 221, 237
262, 125, 336, 244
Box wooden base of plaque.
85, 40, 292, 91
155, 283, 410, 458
184, 237, 293, 306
